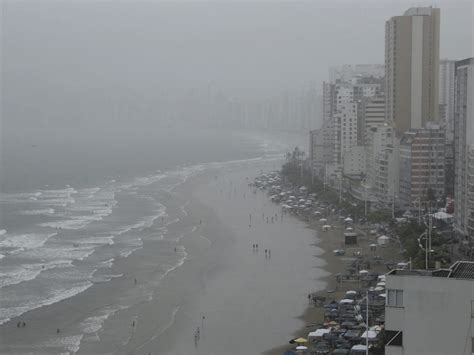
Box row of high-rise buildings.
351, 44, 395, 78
309, 7, 473, 240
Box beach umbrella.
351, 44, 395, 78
294, 337, 307, 343
344, 217, 353, 222
374, 286, 384, 291
319, 218, 327, 222
346, 227, 354, 231
379, 293, 386, 298
376, 282, 386, 287
339, 298, 354, 304
322, 224, 331, 229
346, 290, 357, 295
295, 345, 307, 350
359, 270, 369, 274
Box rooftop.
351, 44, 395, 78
388, 261, 474, 280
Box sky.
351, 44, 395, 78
2, 0, 472, 93
0, 0, 472, 131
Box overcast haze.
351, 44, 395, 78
1, 0, 472, 132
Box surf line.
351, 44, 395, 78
199, 235, 212, 245
135, 306, 181, 351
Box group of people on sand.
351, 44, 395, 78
194, 326, 200, 342
252, 244, 272, 258
16, 321, 26, 328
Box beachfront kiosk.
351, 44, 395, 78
344, 231, 357, 245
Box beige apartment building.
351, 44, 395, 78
385, 7, 440, 135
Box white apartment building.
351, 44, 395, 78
365, 123, 394, 190
343, 146, 366, 178
329, 64, 385, 83
375, 138, 399, 209
399, 124, 446, 209
439, 59, 456, 143
362, 96, 386, 145
454, 58, 474, 240
335, 102, 358, 163
385, 261, 474, 355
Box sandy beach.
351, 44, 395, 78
263, 200, 401, 355
0, 158, 329, 355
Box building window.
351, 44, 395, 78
386, 330, 403, 346
387, 289, 403, 307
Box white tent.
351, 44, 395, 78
433, 211, 453, 220
361, 330, 379, 340
351, 344, 368, 351
377, 235, 389, 246
339, 298, 354, 304
308, 328, 331, 338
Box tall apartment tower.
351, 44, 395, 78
454, 58, 474, 240
385, 7, 440, 135
439, 59, 456, 142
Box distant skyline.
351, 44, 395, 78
2, 0, 472, 96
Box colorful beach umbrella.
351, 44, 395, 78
294, 337, 307, 343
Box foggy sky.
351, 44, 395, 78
1, 0, 472, 131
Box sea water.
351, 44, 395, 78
0, 127, 303, 353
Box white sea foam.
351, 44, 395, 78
0, 281, 94, 325
0, 233, 56, 250
39, 219, 93, 230
0, 229, 7, 236
91, 273, 123, 283
37, 334, 84, 354
75, 235, 114, 246
20, 208, 55, 215
159, 247, 187, 281
80, 313, 111, 335
20, 245, 96, 262
0, 260, 72, 288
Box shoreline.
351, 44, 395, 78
1, 157, 324, 355
262, 198, 400, 355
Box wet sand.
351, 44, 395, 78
138, 161, 328, 355
263, 208, 401, 355
0, 160, 329, 355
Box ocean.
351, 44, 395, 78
0, 127, 306, 353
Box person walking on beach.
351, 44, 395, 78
134, 278, 137, 285
57, 328, 61, 333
